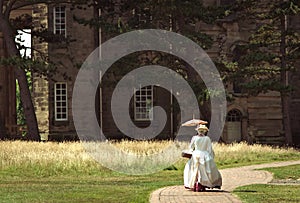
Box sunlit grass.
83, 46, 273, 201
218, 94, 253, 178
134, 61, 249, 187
112, 139, 175, 155
213, 142, 300, 168
0, 140, 299, 202
234, 184, 300, 203
0, 141, 105, 176
1, 141, 299, 175
261, 164, 300, 180
234, 165, 300, 203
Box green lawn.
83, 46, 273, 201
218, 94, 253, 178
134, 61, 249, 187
262, 164, 300, 180
234, 184, 300, 203
234, 164, 300, 203
0, 165, 183, 203
0, 141, 299, 203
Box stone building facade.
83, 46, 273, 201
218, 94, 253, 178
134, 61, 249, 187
0, 1, 299, 146
32, 3, 96, 140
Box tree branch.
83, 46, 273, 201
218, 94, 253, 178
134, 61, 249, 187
11, 0, 81, 10
288, 46, 300, 55
0, 0, 4, 14
4, 0, 17, 19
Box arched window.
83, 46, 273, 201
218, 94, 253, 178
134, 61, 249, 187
226, 109, 243, 143
227, 109, 242, 122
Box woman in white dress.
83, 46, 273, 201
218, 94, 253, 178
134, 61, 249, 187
183, 124, 222, 191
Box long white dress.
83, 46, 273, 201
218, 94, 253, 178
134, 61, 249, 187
184, 135, 222, 189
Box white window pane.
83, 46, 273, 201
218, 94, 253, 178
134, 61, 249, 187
54, 6, 66, 36
55, 82, 68, 121
134, 86, 153, 121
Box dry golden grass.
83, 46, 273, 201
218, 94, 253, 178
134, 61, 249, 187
112, 139, 176, 155
214, 142, 293, 154
0, 140, 186, 175
0, 141, 96, 172
0, 140, 299, 173
213, 142, 300, 168
112, 140, 299, 158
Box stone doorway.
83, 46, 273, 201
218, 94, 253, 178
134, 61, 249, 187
226, 109, 243, 143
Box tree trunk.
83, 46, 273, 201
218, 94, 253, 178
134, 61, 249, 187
280, 14, 293, 145
0, 116, 6, 139
0, 15, 40, 141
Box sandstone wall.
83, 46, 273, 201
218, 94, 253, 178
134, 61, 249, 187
32, 4, 50, 141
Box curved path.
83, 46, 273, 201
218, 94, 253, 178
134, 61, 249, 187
150, 160, 300, 203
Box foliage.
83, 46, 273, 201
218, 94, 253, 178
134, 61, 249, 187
0, 56, 57, 79
16, 79, 26, 126
0, 56, 56, 133
222, 0, 300, 96
74, 0, 230, 110
74, 0, 228, 47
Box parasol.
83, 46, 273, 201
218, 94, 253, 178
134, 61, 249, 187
181, 118, 208, 126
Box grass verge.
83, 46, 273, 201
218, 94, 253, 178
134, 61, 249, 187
234, 164, 300, 203
234, 184, 300, 203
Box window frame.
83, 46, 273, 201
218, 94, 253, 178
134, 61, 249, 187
134, 85, 154, 121
54, 82, 68, 121
227, 109, 242, 122
53, 5, 67, 37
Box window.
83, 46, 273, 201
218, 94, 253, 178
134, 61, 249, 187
227, 109, 242, 122
55, 82, 68, 121
226, 109, 243, 143
233, 80, 242, 94
289, 15, 300, 29
134, 86, 153, 121
138, 8, 152, 24
53, 6, 66, 36
132, 8, 152, 29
